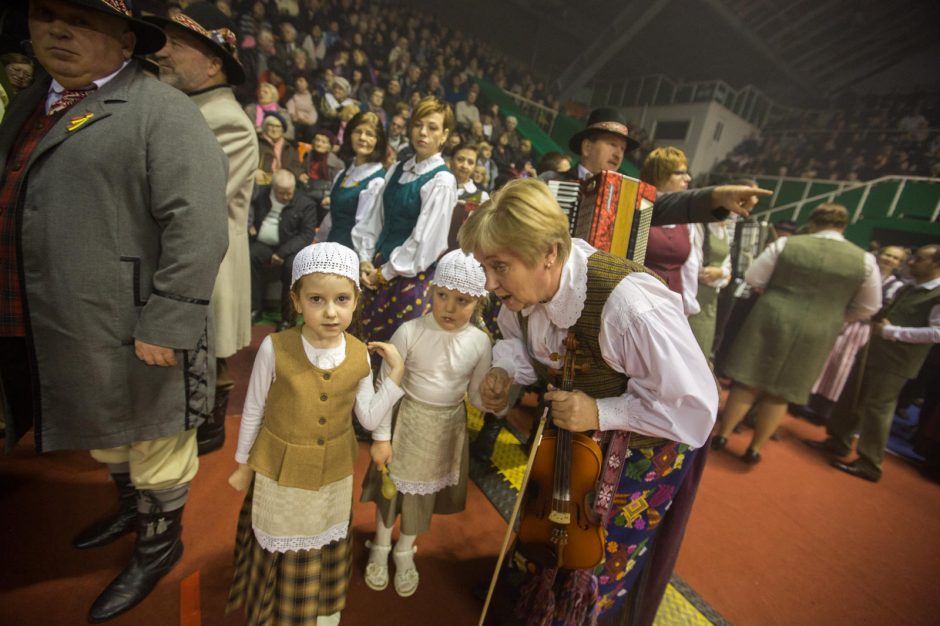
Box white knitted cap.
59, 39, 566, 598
291, 242, 360, 289
430, 249, 488, 298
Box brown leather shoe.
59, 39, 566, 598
831, 460, 880, 483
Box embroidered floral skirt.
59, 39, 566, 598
360, 398, 470, 535
492, 439, 696, 625
359, 253, 433, 346
227, 481, 352, 624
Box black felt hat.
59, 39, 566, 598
145, 1, 245, 85
15, 0, 167, 55
568, 107, 639, 154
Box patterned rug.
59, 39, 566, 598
466, 404, 729, 626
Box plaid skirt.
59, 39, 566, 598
226, 481, 352, 624
359, 253, 433, 345
491, 439, 696, 626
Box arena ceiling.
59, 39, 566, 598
409, 0, 940, 105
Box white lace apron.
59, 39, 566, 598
251, 473, 353, 553
389, 396, 466, 495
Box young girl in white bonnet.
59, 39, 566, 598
227, 242, 405, 626
360, 249, 493, 597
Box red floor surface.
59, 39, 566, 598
2, 323, 940, 625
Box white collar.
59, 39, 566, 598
50, 60, 129, 95
344, 160, 383, 180
404, 153, 445, 175
459, 179, 478, 194
915, 276, 940, 290
522, 239, 593, 329
576, 163, 594, 181
810, 229, 846, 241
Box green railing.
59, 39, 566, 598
712, 174, 940, 247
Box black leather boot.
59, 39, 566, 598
73, 473, 137, 550
197, 383, 231, 456
87, 496, 184, 623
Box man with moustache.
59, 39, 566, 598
558, 107, 772, 226
0, 0, 227, 621
149, 1, 259, 455
808, 244, 940, 483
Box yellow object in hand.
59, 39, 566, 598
380, 465, 397, 500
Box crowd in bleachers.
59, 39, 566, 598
201, 0, 566, 188
713, 92, 940, 181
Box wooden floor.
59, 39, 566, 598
2, 324, 939, 625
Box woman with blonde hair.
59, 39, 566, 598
353, 96, 459, 345
640, 147, 698, 312
460, 178, 717, 624
244, 81, 295, 140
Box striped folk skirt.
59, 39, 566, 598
490, 439, 696, 626
359, 253, 434, 346
226, 482, 352, 624
811, 320, 870, 402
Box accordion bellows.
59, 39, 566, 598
548, 171, 656, 264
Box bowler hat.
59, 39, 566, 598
15, 0, 167, 55
145, 2, 245, 85
568, 107, 639, 154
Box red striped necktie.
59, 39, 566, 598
47, 85, 97, 116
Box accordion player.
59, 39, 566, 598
547, 170, 656, 264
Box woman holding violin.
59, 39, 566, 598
458, 179, 717, 625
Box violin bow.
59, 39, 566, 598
478, 406, 549, 626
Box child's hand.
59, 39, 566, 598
368, 341, 405, 385
370, 441, 393, 470
228, 464, 254, 492
481, 367, 512, 412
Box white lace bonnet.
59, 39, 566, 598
291, 242, 361, 289
430, 249, 488, 298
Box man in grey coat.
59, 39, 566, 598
0, 0, 227, 622
149, 1, 259, 455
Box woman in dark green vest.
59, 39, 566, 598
353, 96, 459, 345
317, 110, 387, 249
714, 203, 882, 463
458, 179, 718, 625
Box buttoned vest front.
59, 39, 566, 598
868, 283, 940, 379
248, 328, 370, 490
520, 251, 667, 447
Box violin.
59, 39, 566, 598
517, 332, 605, 570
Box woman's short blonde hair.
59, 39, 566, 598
809, 203, 850, 230
458, 178, 571, 268
257, 81, 278, 104
640, 146, 688, 187
411, 95, 455, 133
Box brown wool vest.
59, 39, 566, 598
520, 251, 669, 447
248, 328, 370, 490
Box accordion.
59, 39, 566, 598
547, 171, 655, 264
730, 217, 770, 280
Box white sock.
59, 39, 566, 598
368, 511, 394, 567
316, 611, 341, 626
394, 533, 417, 569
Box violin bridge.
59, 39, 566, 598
548, 511, 571, 525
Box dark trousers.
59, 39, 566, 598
827, 363, 908, 477
249, 241, 295, 319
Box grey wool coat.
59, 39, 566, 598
0, 62, 229, 452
